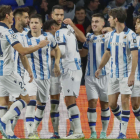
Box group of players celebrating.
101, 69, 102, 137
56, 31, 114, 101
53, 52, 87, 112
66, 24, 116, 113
0, 3, 140, 140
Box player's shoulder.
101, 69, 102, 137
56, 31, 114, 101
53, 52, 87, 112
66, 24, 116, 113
23, 28, 30, 33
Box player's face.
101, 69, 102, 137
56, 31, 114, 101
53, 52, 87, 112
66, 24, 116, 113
135, 19, 140, 34
30, 18, 42, 33
7, 11, 14, 25
91, 17, 105, 33
20, 12, 29, 28
75, 9, 86, 21
108, 15, 115, 28
52, 9, 64, 25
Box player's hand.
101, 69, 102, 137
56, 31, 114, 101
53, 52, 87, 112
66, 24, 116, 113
38, 40, 49, 48
29, 72, 33, 83
102, 27, 113, 34
53, 63, 61, 77
63, 18, 74, 27
95, 69, 101, 79
128, 74, 135, 87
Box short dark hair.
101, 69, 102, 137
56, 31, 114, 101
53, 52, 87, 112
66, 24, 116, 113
30, 14, 42, 23
75, 6, 86, 13
0, 5, 12, 21
92, 13, 105, 21
52, 5, 64, 12
43, 19, 59, 31
13, 7, 29, 17
28, 6, 37, 18
108, 7, 127, 23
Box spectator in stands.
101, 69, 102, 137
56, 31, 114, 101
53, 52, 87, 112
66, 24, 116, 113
64, 0, 76, 20
84, 0, 102, 22
103, 0, 138, 30
73, 7, 91, 85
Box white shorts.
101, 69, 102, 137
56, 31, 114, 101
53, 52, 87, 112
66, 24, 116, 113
61, 69, 82, 97
108, 77, 132, 95
0, 72, 27, 98
85, 74, 109, 102
131, 79, 140, 97
50, 75, 62, 95
24, 78, 50, 103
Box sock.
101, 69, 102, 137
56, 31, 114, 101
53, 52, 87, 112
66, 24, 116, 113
87, 108, 97, 132
68, 110, 74, 132
101, 107, 110, 132
133, 107, 140, 121
68, 104, 82, 134
1, 100, 27, 123
11, 116, 20, 131
121, 110, 130, 135
6, 120, 14, 136
33, 105, 46, 132
50, 100, 59, 133
0, 106, 8, 118
111, 105, 121, 121
25, 100, 36, 134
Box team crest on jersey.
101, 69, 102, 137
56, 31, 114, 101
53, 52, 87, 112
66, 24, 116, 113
11, 33, 17, 39
56, 36, 60, 41
124, 36, 127, 39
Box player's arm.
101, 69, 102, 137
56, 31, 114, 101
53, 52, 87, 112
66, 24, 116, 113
79, 48, 88, 57
63, 18, 86, 43
19, 54, 33, 83
13, 40, 49, 56
95, 50, 111, 79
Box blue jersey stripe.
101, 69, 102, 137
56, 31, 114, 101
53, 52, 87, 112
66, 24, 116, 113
0, 60, 4, 76
101, 41, 106, 75
115, 35, 119, 78
26, 36, 37, 79
46, 49, 50, 79
74, 58, 80, 70
36, 39, 44, 80
87, 52, 90, 76
17, 56, 21, 76
137, 49, 140, 81
14, 50, 16, 61
123, 46, 128, 77
93, 43, 97, 74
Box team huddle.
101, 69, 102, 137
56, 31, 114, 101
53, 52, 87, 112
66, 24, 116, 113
0, 3, 140, 140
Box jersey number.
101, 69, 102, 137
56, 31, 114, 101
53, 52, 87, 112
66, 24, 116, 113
19, 82, 24, 89
0, 40, 3, 57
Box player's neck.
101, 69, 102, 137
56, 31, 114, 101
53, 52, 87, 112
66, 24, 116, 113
0, 20, 11, 29
15, 23, 23, 33
115, 23, 125, 33
94, 31, 102, 36
31, 30, 41, 37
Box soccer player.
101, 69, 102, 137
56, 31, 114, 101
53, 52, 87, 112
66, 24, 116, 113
52, 7, 85, 139
0, 5, 49, 139
24, 14, 61, 139
131, 15, 140, 131
48, 5, 86, 139
10, 7, 31, 130
95, 8, 138, 139
79, 13, 111, 139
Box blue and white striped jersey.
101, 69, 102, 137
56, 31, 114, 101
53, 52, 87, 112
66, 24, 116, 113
107, 26, 138, 78
24, 31, 57, 80
12, 27, 30, 77
55, 23, 81, 72
0, 22, 20, 76
83, 33, 110, 76
136, 36, 140, 81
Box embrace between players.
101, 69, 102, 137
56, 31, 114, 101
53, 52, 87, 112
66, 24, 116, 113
0, 4, 140, 140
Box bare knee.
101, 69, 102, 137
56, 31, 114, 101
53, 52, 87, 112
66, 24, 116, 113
20, 94, 30, 105
88, 99, 98, 108
51, 94, 60, 100
121, 94, 130, 110
131, 97, 139, 110
65, 96, 76, 107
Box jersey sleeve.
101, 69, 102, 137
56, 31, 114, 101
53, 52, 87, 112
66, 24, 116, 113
128, 31, 138, 51
55, 30, 66, 46
83, 33, 91, 50
47, 34, 57, 49
107, 31, 114, 51
5, 29, 20, 47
